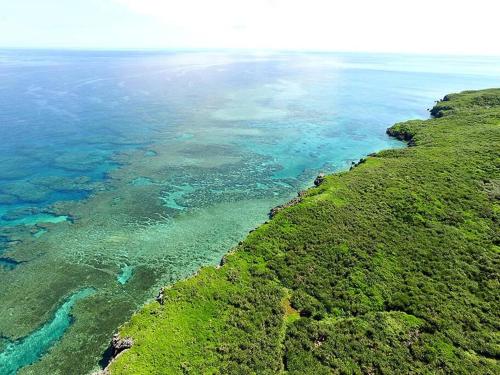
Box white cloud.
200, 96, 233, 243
113, 0, 500, 55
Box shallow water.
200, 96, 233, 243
0, 289, 94, 375
0, 50, 499, 374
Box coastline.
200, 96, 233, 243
103, 89, 500, 374
95, 177, 334, 374
8, 51, 495, 375
95, 174, 345, 373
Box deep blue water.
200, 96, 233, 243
1, 50, 499, 224
0, 50, 499, 374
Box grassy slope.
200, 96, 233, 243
109, 89, 500, 374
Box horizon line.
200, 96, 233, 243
2, 46, 500, 58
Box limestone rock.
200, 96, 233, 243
269, 195, 302, 218
314, 173, 326, 186
156, 287, 165, 305
112, 334, 133, 356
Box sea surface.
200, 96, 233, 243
0, 50, 499, 374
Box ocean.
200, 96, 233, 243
0, 50, 499, 374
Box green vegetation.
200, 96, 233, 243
108, 89, 500, 374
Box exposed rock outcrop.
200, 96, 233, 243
94, 334, 133, 374
314, 173, 326, 186
269, 193, 303, 218
219, 254, 228, 267
156, 287, 165, 305
111, 334, 133, 357
386, 128, 414, 144
349, 158, 367, 171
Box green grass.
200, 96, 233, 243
109, 89, 500, 374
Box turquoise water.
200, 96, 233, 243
0, 289, 94, 375
0, 50, 500, 374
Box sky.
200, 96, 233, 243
0, 0, 499, 55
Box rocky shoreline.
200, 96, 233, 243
95, 169, 358, 373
